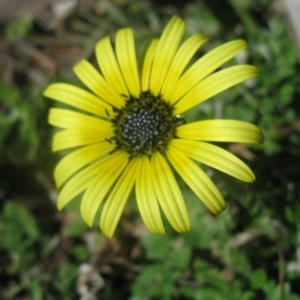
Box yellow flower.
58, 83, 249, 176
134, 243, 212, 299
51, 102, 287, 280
44, 16, 263, 237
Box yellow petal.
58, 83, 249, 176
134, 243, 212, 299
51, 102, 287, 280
150, 16, 186, 96
52, 128, 113, 151
100, 157, 139, 238
167, 145, 226, 214
170, 39, 247, 103
73, 59, 124, 107
151, 152, 190, 232
135, 156, 165, 233
57, 157, 107, 210
171, 139, 255, 182
54, 142, 115, 188
175, 65, 258, 114
116, 28, 140, 98
96, 36, 128, 97
48, 108, 113, 130
80, 151, 129, 227
162, 34, 207, 101
141, 39, 158, 92
176, 120, 264, 144
43, 83, 112, 118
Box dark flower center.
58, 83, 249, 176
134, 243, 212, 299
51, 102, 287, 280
110, 91, 185, 157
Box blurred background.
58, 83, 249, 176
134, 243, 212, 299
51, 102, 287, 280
1, 0, 300, 299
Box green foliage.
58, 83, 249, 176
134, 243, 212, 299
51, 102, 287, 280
0, 82, 41, 165
0, 201, 86, 300
131, 235, 190, 299
54, 263, 78, 295
250, 269, 267, 289
5, 15, 33, 40
1, 202, 40, 269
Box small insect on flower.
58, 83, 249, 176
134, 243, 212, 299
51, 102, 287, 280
44, 16, 263, 238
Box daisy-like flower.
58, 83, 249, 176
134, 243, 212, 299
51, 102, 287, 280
44, 16, 263, 237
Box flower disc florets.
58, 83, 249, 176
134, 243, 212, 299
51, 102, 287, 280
111, 91, 181, 157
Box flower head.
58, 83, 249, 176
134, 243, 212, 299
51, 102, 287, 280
44, 16, 263, 237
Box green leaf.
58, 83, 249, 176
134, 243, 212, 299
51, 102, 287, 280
54, 263, 78, 294
1, 201, 39, 252
6, 15, 33, 40
250, 268, 267, 289
72, 245, 89, 262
